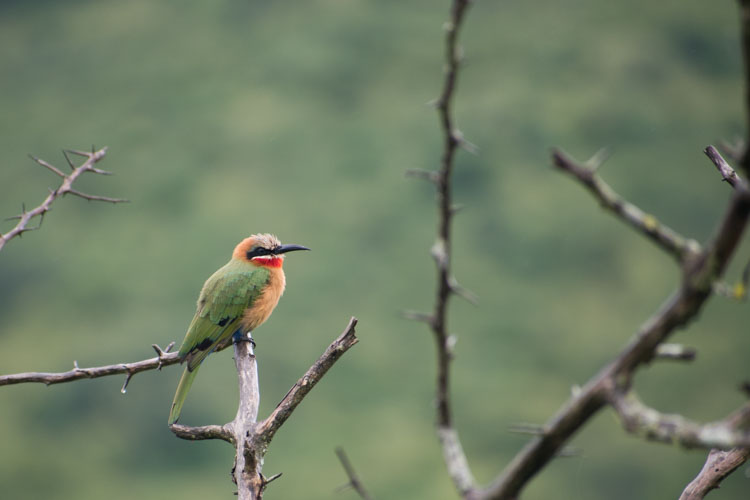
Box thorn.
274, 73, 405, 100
401, 310, 435, 326
73, 360, 80, 370
405, 168, 438, 183
121, 372, 133, 394
265, 472, 283, 485
558, 446, 582, 458
90, 167, 114, 176
63, 149, 88, 158
29, 154, 66, 178
67, 189, 129, 204
62, 149, 75, 170
655, 343, 697, 361
585, 147, 611, 171
448, 276, 478, 304
454, 129, 479, 155
508, 423, 545, 435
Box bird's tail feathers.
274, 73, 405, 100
168, 365, 200, 425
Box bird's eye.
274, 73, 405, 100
247, 247, 271, 259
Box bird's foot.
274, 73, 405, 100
232, 330, 256, 349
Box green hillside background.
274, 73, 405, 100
1, 1, 748, 499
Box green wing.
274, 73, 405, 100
178, 261, 270, 371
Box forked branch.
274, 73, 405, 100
170, 317, 359, 500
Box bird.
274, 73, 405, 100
168, 233, 309, 424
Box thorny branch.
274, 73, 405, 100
170, 317, 359, 500
0, 343, 179, 393
0, 147, 128, 252
406, 0, 478, 496
0, 318, 358, 500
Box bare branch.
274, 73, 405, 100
0, 147, 128, 252
610, 390, 750, 449
169, 423, 234, 443
256, 317, 359, 442
476, 166, 750, 500
704, 145, 745, 189
409, 0, 479, 496
66, 188, 127, 203
0, 344, 180, 387
170, 317, 359, 500
28, 154, 65, 178
680, 448, 750, 500
335, 447, 373, 500
552, 148, 701, 264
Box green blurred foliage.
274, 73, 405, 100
1, 0, 748, 498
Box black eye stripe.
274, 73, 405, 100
246, 247, 273, 259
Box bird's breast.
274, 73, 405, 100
241, 268, 286, 332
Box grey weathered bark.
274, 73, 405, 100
169, 317, 359, 499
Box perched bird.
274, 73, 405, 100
168, 233, 309, 424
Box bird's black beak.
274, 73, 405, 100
274, 244, 310, 255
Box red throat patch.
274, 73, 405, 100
251, 256, 284, 268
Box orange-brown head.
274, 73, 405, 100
232, 233, 310, 268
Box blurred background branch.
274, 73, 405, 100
406, 0, 478, 496
0, 147, 127, 252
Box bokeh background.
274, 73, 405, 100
1, 1, 748, 498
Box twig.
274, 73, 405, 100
170, 317, 359, 500
0, 147, 128, 252
0, 343, 179, 387
679, 448, 750, 500
704, 145, 745, 189
255, 317, 359, 442
679, 403, 750, 499
552, 148, 701, 264
335, 447, 373, 500
610, 390, 750, 448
